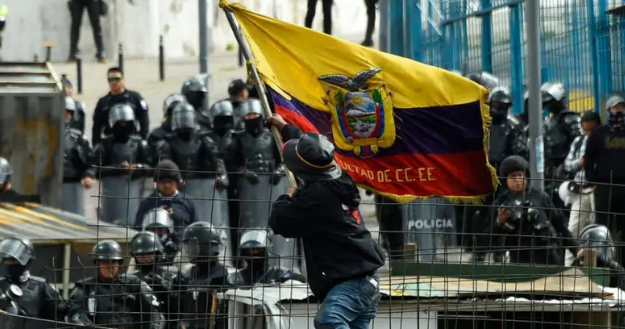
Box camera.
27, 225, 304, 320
500, 199, 546, 234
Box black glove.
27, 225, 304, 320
144, 273, 171, 291
245, 171, 259, 185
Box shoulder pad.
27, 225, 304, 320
506, 115, 520, 126
29, 275, 47, 283
118, 273, 141, 283
68, 128, 83, 137
75, 277, 96, 286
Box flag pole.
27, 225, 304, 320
222, 6, 297, 187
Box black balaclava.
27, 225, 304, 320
4, 262, 28, 282
241, 250, 268, 285
176, 127, 194, 141
490, 104, 510, 124
609, 109, 625, 130
544, 99, 565, 115
244, 116, 263, 135
112, 122, 133, 142
213, 116, 234, 136
187, 92, 206, 111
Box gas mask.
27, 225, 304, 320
609, 109, 625, 130
186, 92, 206, 110
3, 263, 27, 281
213, 116, 234, 136
245, 116, 263, 135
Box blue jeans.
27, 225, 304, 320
314, 275, 380, 329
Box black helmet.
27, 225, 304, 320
579, 224, 614, 260
108, 103, 135, 128
241, 99, 263, 118
499, 155, 528, 178
153, 160, 182, 182
210, 100, 234, 118
541, 82, 566, 103
171, 103, 197, 131
131, 231, 164, 256
0, 157, 12, 185
142, 208, 174, 234
182, 222, 222, 260
91, 240, 124, 264
181, 76, 208, 110
163, 94, 187, 118
239, 229, 271, 257
488, 86, 512, 105
0, 238, 35, 266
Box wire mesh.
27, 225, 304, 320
9, 161, 624, 328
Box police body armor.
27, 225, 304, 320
0, 277, 47, 319
97, 136, 149, 226
489, 117, 527, 168
543, 111, 582, 186
375, 195, 405, 260
237, 129, 289, 231
128, 266, 183, 329
62, 128, 90, 215
73, 275, 155, 328
182, 264, 236, 329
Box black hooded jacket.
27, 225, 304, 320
268, 125, 385, 301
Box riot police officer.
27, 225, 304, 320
0, 157, 38, 202
237, 229, 306, 286
0, 238, 66, 321
62, 98, 95, 215
374, 195, 405, 260
208, 100, 240, 253
94, 103, 151, 225
491, 156, 577, 265
148, 94, 188, 164
180, 222, 238, 329
64, 83, 87, 133
92, 67, 150, 145
181, 75, 212, 131
233, 99, 286, 243
542, 82, 582, 209
129, 231, 184, 329
142, 208, 179, 264
68, 240, 164, 328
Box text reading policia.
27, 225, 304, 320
336, 160, 437, 183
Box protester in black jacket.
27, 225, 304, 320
134, 160, 198, 246
266, 114, 385, 329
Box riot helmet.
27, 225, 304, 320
92, 240, 124, 281
578, 224, 615, 261
465, 72, 500, 90
108, 103, 135, 141
181, 76, 208, 110
210, 100, 235, 135
239, 229, 271, 258
142, 208, 174, 243
171, 103, 197, 139
0, 238, 34, 280
541, 82, 567, 114
488, 86, 512, 124
65, 97, 76, 124
0, 238, 35, 266
162, 93, 187, 120
182, 222, 222, 262
242, 99, 264, 135
131, 231, 164, 256
0, 157, 12, 188
606, 94, 625, 130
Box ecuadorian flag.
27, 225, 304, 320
220, 1, 497, 203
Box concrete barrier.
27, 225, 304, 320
1, 0, 372, 62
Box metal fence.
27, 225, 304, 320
3, 165, 625, 328
383, 0, 625, 116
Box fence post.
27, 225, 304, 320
76, 56, 83, 95
159, 35, 165, 81
480, 0, 493, 73
586, 0, 602, 113
389, 0, 404, 56
404, 0, 422, 61
509, 4, 525, 115
118, 43, 124, 73
378, 0, 390, 53
598, 0, 612, 107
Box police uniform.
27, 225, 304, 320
180, 222, 238, 329
148, 94, 188, 165
67, 240, 164, 329
181, 75, 212, 131
0, 238, 67, 321
92, 89, 150, 145
141, 208, 180, 264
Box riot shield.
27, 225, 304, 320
403, 197, 458, 262
185, 178, 232, 265
0, 311, 111, 329
271, 236, 301, 274
61, 182, 85, 216
100, 176, 143, 226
